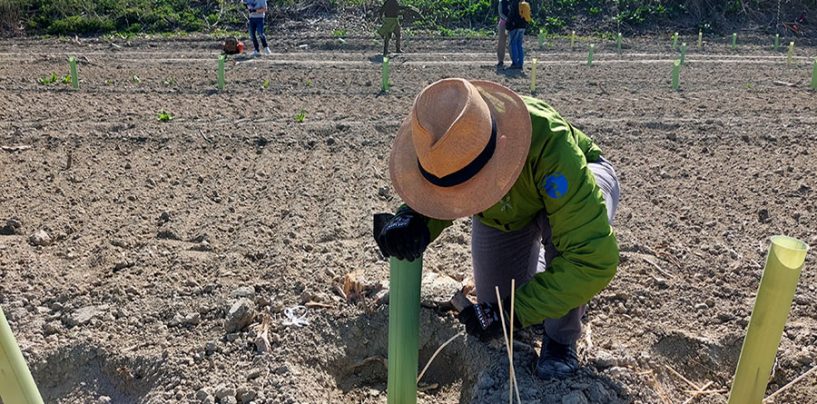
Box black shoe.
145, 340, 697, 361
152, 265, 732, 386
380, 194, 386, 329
535, 335, 579, 379
507, 64, 523, 70
496, 61, 504, 68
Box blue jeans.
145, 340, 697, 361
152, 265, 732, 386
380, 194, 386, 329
249, 17, 267, 51
509, 28, 525, 67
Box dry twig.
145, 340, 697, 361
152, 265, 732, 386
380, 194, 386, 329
417, 331, 465, 383
764, 364, 817, 403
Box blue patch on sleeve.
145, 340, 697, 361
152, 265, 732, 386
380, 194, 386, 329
543, 172, 568, 199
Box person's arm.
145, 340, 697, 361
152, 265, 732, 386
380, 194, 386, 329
513, 115, 619, 328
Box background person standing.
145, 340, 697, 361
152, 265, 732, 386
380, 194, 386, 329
496, 0, 510, 67
245, 0, 270, 57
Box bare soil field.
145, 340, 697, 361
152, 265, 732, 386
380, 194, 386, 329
1, 28, 817, 404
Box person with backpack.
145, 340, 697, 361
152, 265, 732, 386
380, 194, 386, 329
506, 0, 531, 69
244, 0, 271, 57
374, 78, 620, 379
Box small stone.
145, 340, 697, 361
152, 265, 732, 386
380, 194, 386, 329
225, 299, 255, 333
195, 388, 213, 402
43, 322, 61, 335
238, 387, 257, 403
97, 396, 112, 404
694, 303, 708, 310
231, 286, 256, 299
29, 229, 52, 246
592, 350, 617, 369
184, 313, 201, 326
66, 305, 109, 327
274, 365, 289, 375
205, 341, 218, 355
247, 368, 264, 380
561, 391, 589, 404
420, 272, 462, 306
214, 385, 236, 400
758, 208, 771, 223
159, 211, 172, 223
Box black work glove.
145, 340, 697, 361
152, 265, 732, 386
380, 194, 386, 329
372, 208, 430, 261
458, 300, 520, 342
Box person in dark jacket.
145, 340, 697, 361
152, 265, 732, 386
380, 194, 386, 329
505, 0, 529, 69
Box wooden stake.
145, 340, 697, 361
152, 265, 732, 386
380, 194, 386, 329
495, 287, 521, 403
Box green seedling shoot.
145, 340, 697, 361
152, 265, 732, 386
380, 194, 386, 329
381, 56, 390, 93
787, 42, 795, 64
616, 32, 622, 51
217, 55, 225, 91
262, 79, 270, 89
530, 58, 537, 94
679, 42, 687, 65
37, 73, 57, 85
587, 44, 594, 65
672, 60, 681, 91
157, 110, 173, 122
68, 56, 78, 89
774, 33, 780, 50
294, 109, 306, 123
671, 32, 678, 50
732, 33, 737, 49
61, 74, 71, 85
570, 30, 576, 49
811, 58, 816, 90
698, 30, 703, 48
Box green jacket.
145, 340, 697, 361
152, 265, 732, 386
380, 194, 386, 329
425, 96, 619, 327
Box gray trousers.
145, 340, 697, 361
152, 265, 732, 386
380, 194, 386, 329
471, 158, 620, 345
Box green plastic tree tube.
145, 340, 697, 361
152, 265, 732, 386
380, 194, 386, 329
671, 60, 680, 91
387, 257, 422, 404
774, 33, 780, 50
671, 32, 678, 50
587, 44, 594, 66
68, 56, 78, 89
728, 236, 809, 404
732, 32, 737, 49
811, 58, 817, 90
1, 306, 45, 404
698, 30, 703, 48
786, 42, 794, 63
570, 31, 575, 49
530, 58, 537, 94
217, 55, 225, 91
538, 29, 545, 48
679, 42, 687, 65
382, 56, 390, 93
616, 32, 622, 51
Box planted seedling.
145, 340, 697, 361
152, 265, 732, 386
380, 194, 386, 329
131, 75, 141, 84
294, 110, 307, 123
305, 79, 313, 87
37, 72, 58, 85
671, 32, 678, 50
332, 28, 347, 39
157, 110, 174, 122
62, 74, 71, 85
162, 77, 177, 87
262, 79, 270, 89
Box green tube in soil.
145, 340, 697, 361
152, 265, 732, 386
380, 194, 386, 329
387, 257, 422, 404
698, 30, 703, 48
671, 60, 680, 91
1, 306, 45, 404
570, 31, 575, 49
616, 32, 622, 51
732, 33, 737, 49
679, 42, 687, 65
727, 236, 809, 404
530, 58, 537, 94
811, 58, 817, 90
538, 30, 545, 48
787, 42, 795, 64
382, 56, 390, 93
774, 33, 780, 50
587, 44, 594, 66
671, 32, 678, 50
217, 55, 225, 91
68, 56, 78, 89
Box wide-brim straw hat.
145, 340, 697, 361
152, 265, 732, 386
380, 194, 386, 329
389, 78, 532, 220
